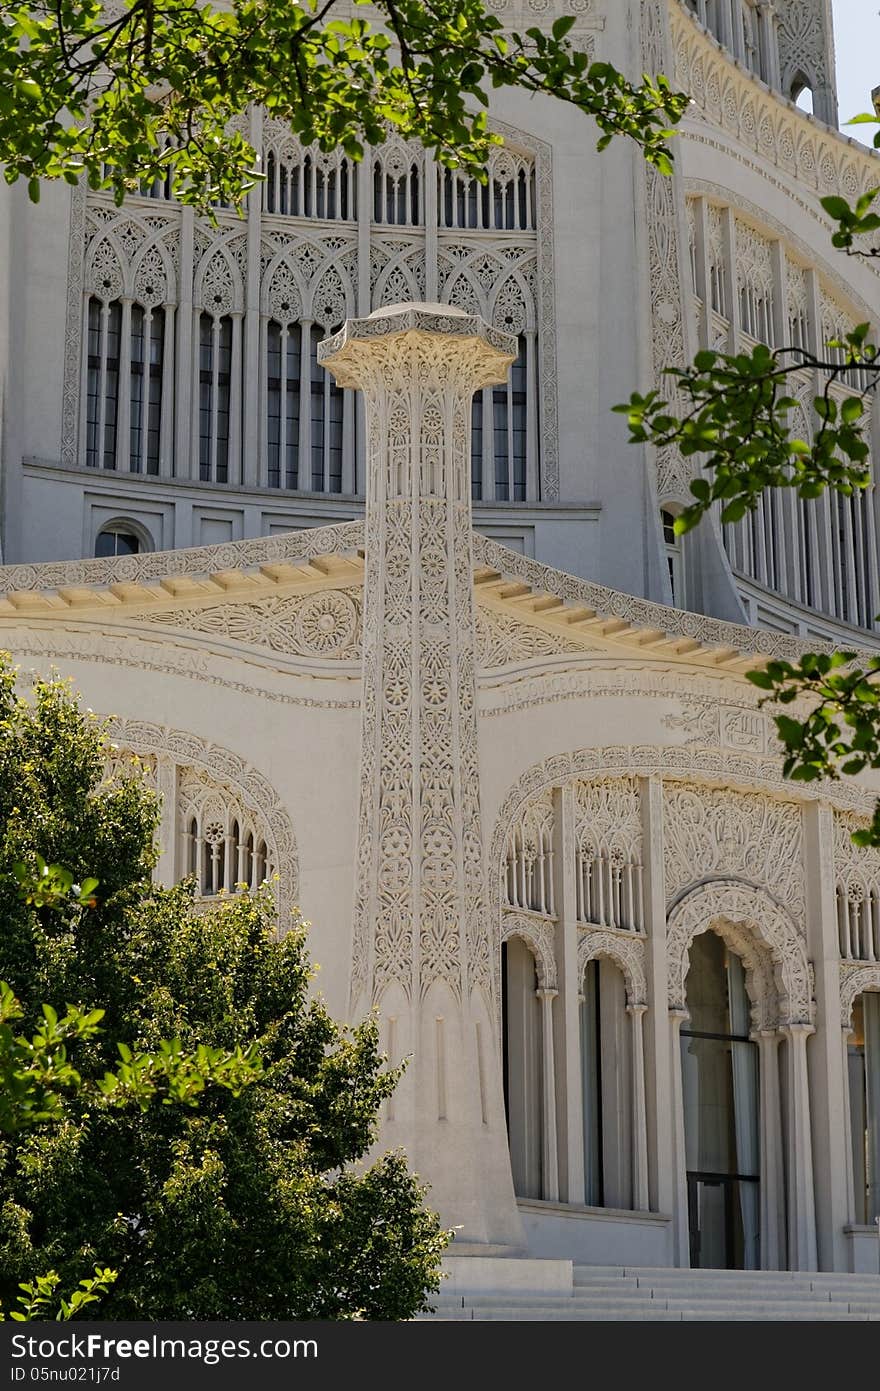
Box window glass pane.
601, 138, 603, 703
95, 529, 140, 558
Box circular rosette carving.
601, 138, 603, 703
295, 590, 359, 655
89, 238, 125, 300
133, 246, 170, 308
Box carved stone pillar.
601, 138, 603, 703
628, 1003, 650, 1212
756, 1028, 783, 1270
841, 1025, 856, 1226
669, 1007, 691, 1266
782, 1021, 819, 1270
537, 987, 560, 1203
320, 303, 524, 1248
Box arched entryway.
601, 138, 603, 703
667, 880, 816, 1272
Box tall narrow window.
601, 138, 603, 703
86, 297, 122, 469
848, 992, 880, 1225
662, 509, 685, 606
129, 304, 164, 474
266, 321, 301, 488
492, 336, 528, 502
310, 324, 343, 493
471, 394, 483, 501
373, 157, 421, 226
580, 958, 632, 1209
681, 933, 761, 1270
199, 312, 232, 483
502, 937, 544, 1200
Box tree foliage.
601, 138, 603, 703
616, 326, 877, 535
0, 0, 688, 211
0, 664, 448, 1319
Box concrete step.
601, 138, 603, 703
423, 1262, 880, 1321
622, 1278, 880, 1297
423, 1305, 878, 1321
431, 1292, 880, 1311
430, 1292, 880, 1313
576, 1265, 880, 1284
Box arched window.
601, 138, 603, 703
179, 768, 274, 897
837, 879, 880, 962
94, 525, 142, 558
373, 153, 421, 227
86, 297, 166, 472
439, 149, 536, 232
199, 312, 232, 483
504, 797, 555, 917
263, 145, 356, 220
847, 991, 880, 1225
580, 957, 632, 1208
502, 936, 544, 1200
266, 320, 302, 489
681, 933, 761, 1269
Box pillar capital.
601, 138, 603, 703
321, 303, 516, 507
319, 301, 515, 393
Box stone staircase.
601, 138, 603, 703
423, 1265, 880, 1320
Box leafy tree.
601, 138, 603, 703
0, 664, 448, 1319
0, 0, 688, 211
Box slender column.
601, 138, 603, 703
670, 1008, 690, 1266
757, 1029, 783, 1269
804, 800, 850, 1269
190, 309, 203, 482
525, 328, 539, 502
782, 1021, 819, 1270
721, 207, 740, 354
553, 783, 585, 1204
841, 1026, 856, 1228
117, 297, 132, 471
228, 312, 243, 485
159, 303, 175, 476
641, 778, 674, 1227
424, 156, 439, 302
321, 303, 523, 1247
298, 318, 313, 488
757, 2, 781, 88
176, 207, 195, 478
356, 155, 371, 315
537, 988, 559, 1202
692, 196, 711, 351
628, 1004, 650, 1212
717, 0, 735, 54
78, 291, 91, 467
242, 105, 262, 487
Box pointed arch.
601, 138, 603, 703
666, 879, 813, 1028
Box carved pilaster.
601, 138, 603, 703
321, 303, 523, 1245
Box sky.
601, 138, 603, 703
831, 0, 880, 142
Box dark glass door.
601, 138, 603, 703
681, 933, 761, 1269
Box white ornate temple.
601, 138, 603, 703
0, 2, 879, 1288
